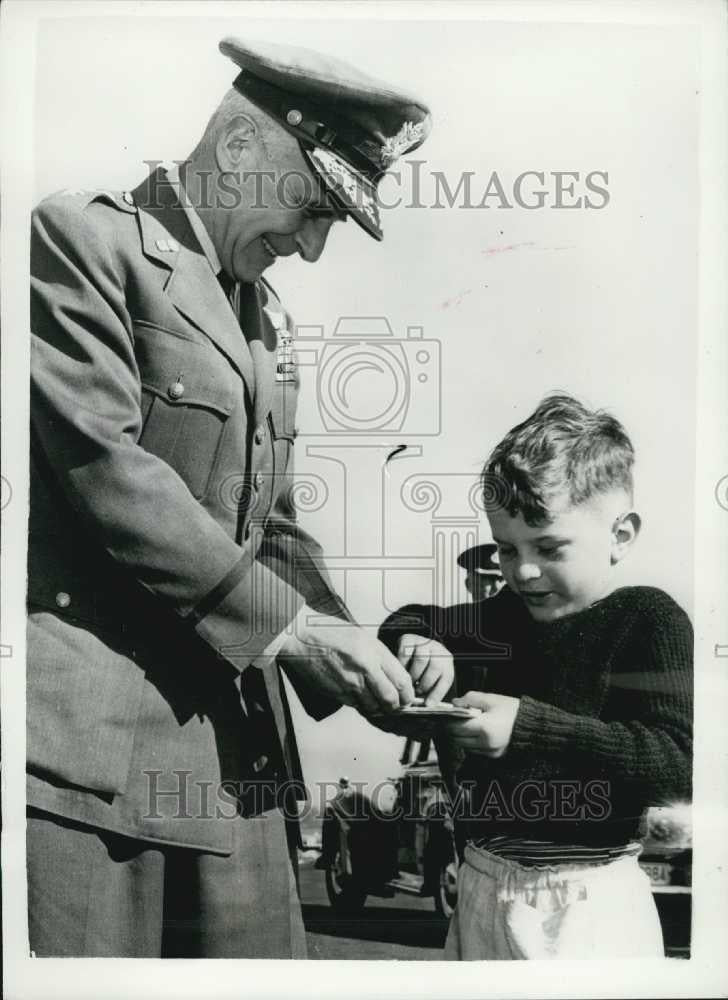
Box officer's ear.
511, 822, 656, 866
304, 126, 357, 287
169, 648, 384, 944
216, 115, 259, 172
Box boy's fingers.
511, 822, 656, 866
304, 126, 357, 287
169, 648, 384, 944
413, 662, 440, 699
423, 672, 453, 706
396, 638, 415, 668
396, 634, 426, 670
453, 692, 491, 710
407, 645, 431, 686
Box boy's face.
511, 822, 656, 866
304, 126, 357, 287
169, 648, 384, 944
488, 493, 636, 622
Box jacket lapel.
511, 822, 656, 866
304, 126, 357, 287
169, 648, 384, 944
165, 252, 255, 390
133, 171, 255, 391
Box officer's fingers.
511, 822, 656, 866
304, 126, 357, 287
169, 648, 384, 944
377, 644, 416, 706
361, 668, 401, 712
353, 687, 382, 716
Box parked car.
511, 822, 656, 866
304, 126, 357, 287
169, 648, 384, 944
638, 803, 692, 957
319, 742, 459, 919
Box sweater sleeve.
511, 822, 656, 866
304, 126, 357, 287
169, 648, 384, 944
377, 604, 440, 655
509, 594, 693, 804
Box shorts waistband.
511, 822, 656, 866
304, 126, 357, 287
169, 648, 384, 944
463, 841, 643, 892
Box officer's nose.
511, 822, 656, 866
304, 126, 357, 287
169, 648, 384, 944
295, 216, 335, 262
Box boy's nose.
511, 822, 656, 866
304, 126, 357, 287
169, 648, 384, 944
514, 561, 541, 583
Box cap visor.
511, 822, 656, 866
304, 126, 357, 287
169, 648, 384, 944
303, 146, 383, 241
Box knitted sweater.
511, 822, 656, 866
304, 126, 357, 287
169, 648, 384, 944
378, 586, 693, 848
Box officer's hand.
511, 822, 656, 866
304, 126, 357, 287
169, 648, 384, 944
396, 634, 455, 706
279, 613, 415, 715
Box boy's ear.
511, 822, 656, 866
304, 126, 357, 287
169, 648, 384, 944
216, 114, 258, 172
610, 510, 641, 565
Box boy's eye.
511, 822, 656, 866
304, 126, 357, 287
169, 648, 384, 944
497, 545, 516, 559
537, 544, 565, 559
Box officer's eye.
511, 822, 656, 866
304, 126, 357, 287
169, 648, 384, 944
304, 205, 344, 222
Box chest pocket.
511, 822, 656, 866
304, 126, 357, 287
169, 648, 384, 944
134, 324, 235, 501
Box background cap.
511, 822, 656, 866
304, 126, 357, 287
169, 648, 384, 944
457, 543, 502, 576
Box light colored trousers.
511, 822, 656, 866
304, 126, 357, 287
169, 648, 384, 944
445, 842, 664, 960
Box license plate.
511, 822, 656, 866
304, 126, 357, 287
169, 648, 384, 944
640, 861, 672, 886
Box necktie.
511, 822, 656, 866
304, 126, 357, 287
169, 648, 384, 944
218, 269, 238, 315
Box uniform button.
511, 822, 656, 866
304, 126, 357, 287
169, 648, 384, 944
167, 379, 185, 400
55, 592, 71, 608
254, 425, 266, 446
254, 472, 264, 489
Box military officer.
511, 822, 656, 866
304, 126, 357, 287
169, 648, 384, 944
27, 37, 445, 957
457, 543, 504, 602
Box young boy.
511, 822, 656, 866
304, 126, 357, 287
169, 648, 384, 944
378, 394, 693, 959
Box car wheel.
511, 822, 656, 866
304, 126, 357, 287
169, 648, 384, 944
325, 845, 367, 914
434, 857, 458, 919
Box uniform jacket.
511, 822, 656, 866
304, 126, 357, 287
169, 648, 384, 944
27, 169, 346, 853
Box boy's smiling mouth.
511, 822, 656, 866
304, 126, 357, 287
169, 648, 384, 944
520, 590, 555, 604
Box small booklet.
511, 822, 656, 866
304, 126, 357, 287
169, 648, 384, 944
376, 697, 482, 720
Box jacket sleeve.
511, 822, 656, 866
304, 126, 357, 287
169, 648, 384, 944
256, 472, 353, 720
30, 196, 302, 671
259, 472, 355, 623
508, 601, 694, 804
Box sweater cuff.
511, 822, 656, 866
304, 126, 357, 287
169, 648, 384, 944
510, 695, 581, 753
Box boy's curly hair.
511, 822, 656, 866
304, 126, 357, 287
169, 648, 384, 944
483, 393, 635, 526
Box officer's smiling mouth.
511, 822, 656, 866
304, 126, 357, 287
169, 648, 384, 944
261, 235, 278, 259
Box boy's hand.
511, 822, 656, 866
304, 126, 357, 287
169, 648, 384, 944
445, 692, 521, 757
396, 634, 455, 706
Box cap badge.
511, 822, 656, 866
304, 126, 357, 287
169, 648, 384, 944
379, 120, 426, 167
309, 147, 380, 228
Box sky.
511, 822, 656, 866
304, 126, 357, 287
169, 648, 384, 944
31, 11, 700, 809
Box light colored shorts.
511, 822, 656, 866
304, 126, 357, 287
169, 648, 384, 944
444, 841, 664, 960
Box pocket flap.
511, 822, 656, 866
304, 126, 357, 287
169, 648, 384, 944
135, 325, 235, 416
